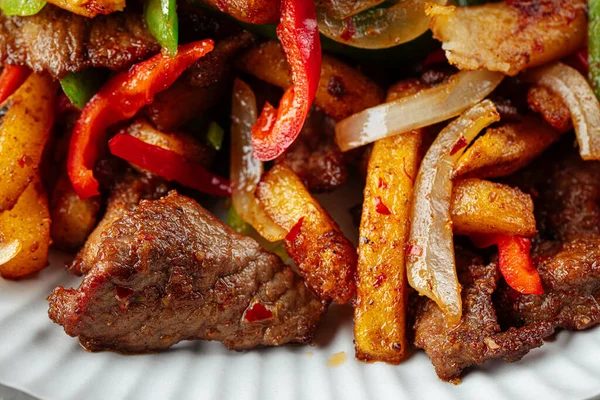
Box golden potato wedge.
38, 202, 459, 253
354, 129, 424, 364
527, 85, 573, 134
0, 177, 51, 279
455, 118, 561, 179
199, 0, 279, 24
47, 0, 125, 17
144, 81, 222, 132
50, 173, 101, 251
256, 164, 356, 304
0, 73, 56, 212
451, 178, 536, 238
238, 41, 384, 121
428, 0, 586, 76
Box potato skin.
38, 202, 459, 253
451, 178, 536, 238
428, 0, 586, 76
256, 164, 356, 304
455, 118, 561, 179
0, 73, 56, 212
354, 130, 424, 364
50, 173, 101, 251
0, 177, 51, 279
238, 41, 384, 121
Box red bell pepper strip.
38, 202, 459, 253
0, 65, 30, 104
108, 133, 231, 197
250, 0, 322, 161
67, 39, 214, 199
472, 234, 544, 295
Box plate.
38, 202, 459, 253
1, 184, 600, 400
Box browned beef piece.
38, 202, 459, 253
0, 5, 159, 79
497, 150, 600, 330
414, 252, 554, 382
276, 110, 348, 193
48, 192, 326, 353
69, 172, 169, 276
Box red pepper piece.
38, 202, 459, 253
250, 0, 321, 161
67, 40, 214, 199
450, 136, 468, 156
244, 302, 273, 322
374, 196, 391, 215
285, 216, 304, 242
471, 234, 544, 295
0, 65, 30, 104
108, 133, 231, 197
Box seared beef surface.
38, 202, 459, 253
49, 192, 325, 353
414, 251, 554, 382
0, 5, 159, 78
70, 172, 169, 276
498, 149, 600, 330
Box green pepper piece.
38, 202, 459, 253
0, 0, 45, 16
145, 0, 179, 56
206, 121, 224, 151
590, 0, 600, 99
227, 206, 252, 235
59, 69, 108, 110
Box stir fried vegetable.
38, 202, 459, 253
317, 0, 447, 49
145, 0, 179, 55
47, 0, 125, 16
335, 70, 503, 151
67, 40, 214, 200
0, 73, 56, 212
524, 62, 600, 161
59, 69, 108, 110
231, 79, 286, 242
0, 66, 30, 104
250, 0, 322, 161
0, 0, 45, 15
590, 0, 600, 99
407, 100, 500, 327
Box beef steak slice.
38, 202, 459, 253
48, 192, 326, 353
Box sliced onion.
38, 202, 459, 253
317, 0, 448, 49
335, 69, 504, 151
230, 79, 286, 242
0, 240, 21, 265
406, 100, 500, 327
319, 0, 385, 20
524, 62, 600, 160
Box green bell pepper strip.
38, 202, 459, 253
59, 69, 109, 110
590, 0, 600, 99
145, 0, 179, 56
0, 0, 45, 16
206, 121, 224, 151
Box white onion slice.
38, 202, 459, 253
524, 62, 600, 160
0, 240, 21, 265
406, 100, 500, 327
334, 69, 504, 151
230, 79, 286, 242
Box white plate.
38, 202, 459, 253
1, 184, 600, 400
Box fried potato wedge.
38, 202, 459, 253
527, 85, 573, 134
455, 118, 561, 179
50, 173, 101, 251
47, 0, 125, 17
199, 0, 279, 23
0, 177, 51, 279
144, 81, 222, 132
428, 0, 586, 76
0, 73, 56, 212
238, 41, 384, 121
451, 178, 536, 238
354, 129, 424, 363
256, 164, 357, 304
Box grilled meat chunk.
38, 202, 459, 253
276, 110, 347, 193
414, 252, 554, 382
498, 150, 600, 331
49, 192, 326, 353
69, 172, 169, 276
0, 5, 159, 79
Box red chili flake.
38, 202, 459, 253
244, 302, 273, 323
450, 136, 468, 156
285, 217, 304, 242
375, 196, 391, 215
378, 177, 387, 189
18, 154, 31, 168
340, 18, 356, 41
407, 244, 423, 256
373, 273, 386, 288
115, 286, 134, 299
